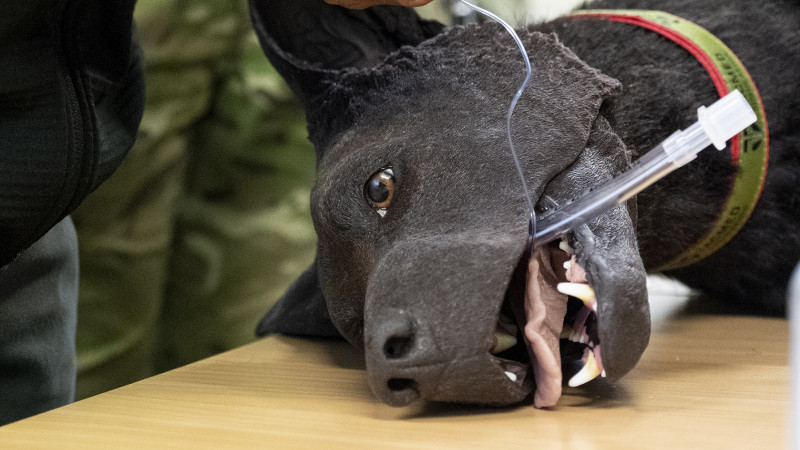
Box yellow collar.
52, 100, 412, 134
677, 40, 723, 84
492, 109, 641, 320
570, 10, 770, 271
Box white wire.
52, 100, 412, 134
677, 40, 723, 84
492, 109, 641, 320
457, 0, 536, 236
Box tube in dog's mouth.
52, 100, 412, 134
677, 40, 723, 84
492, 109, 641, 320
492, 237, 604, 408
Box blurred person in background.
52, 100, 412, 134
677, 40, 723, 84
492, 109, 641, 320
70, 0, 318, 398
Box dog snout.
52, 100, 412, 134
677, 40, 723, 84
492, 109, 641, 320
364, 308, 442, 407
369, 308, 416, 359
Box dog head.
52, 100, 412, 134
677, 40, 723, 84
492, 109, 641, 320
252, 0, 649, 407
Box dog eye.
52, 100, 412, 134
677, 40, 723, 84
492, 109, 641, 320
365, 168, 395, 212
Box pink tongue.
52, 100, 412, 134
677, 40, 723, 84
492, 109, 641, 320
523, 247, 568, 408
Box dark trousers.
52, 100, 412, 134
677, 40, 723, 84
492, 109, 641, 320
0, 218, 78, 425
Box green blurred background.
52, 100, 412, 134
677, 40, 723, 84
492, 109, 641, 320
72, 0, 584, 399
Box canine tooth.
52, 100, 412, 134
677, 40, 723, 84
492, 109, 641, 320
560, 325, 575, 339
559, 240, 571, 253
568, 349, 602, 387
492, 330, 517, 353
504, 371, 518, 382
563, 261, 572, 270
557, 282, 596, 309
593, 346, 605, 375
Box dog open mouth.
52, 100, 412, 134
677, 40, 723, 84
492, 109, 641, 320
493, 236, 603, 408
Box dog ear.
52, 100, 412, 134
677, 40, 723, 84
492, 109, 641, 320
256, 260, 342, 338
249, 0, 445, 151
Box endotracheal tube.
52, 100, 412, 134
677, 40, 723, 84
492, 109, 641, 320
533, 89, 756, 246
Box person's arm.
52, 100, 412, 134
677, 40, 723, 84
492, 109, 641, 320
324, 0, 433, 9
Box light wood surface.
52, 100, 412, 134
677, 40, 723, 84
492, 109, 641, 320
0, 312, 788, 448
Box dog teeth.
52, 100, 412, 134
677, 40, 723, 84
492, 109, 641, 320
566, 326, 585, 344
563, 261, 572, 270
504, 371, 518, 382
561, 324, 587, 344
492, 329, 517, 354
559, 239, 571, 253
568, 348, 602, 387
556, 282, 597, 311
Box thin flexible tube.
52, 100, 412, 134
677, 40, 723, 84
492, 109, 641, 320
457, 0, 536, 237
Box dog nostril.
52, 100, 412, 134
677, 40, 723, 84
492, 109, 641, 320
387, 378, 417, 393
383, 336, 412, 359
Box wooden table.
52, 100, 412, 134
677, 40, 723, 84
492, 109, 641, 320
0, 312, 788, 448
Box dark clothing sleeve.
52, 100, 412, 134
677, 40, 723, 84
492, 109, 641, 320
0, 1, 144, 267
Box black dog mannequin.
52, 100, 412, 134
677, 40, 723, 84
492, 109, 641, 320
254, 0, 800, 408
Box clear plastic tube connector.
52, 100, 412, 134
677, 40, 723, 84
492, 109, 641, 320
533, 90, 757, 246
697, 89, 757, 150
